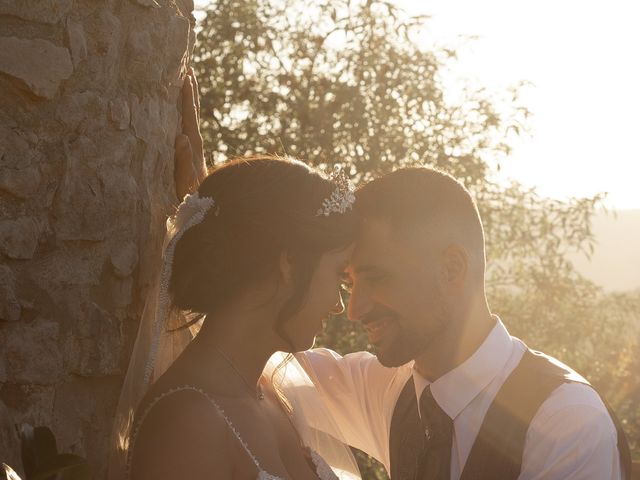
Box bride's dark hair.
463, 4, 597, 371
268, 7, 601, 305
169, 155, 356, 347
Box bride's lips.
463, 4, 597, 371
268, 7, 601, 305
362, 317, 395, 344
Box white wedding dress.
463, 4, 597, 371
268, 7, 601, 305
126, 385, 339, 480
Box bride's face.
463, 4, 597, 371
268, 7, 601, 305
281, 245, 354, 351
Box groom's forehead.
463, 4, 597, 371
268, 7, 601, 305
354, 216, 430, 250
349, 217, 402, 269
354, 217, 394, 251
348, 216, 435, 268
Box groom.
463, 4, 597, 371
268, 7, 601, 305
297, 167, 631, 480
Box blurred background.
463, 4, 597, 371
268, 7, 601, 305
192, 0, 639, 477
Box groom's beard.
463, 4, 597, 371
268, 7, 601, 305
373, 298, 451, 368
375, 324, 430, 367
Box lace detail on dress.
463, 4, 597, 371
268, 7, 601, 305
257, 472, 282, 480
127, 385, 338, 480
126, 385, 275, 479
310, 450, 340, 480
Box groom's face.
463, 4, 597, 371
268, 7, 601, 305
345, 217, 451, 367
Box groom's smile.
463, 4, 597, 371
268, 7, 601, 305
360, 309, 399, 345
344, 216, 450, 367
362, 317, 390, 343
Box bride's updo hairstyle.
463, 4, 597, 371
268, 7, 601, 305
169, 156, 357, 346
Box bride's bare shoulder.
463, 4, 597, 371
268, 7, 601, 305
130, 387, 233, 479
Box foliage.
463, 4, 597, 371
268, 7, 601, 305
194, 0, 526, 180
19, 425, 90, 480
193, 0, 640, 474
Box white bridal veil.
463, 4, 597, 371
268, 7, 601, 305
107, 192, 360, 479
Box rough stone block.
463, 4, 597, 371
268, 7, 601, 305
0, 400, 22, 476
128, 29, 153, 59
0, 125, 43, 199
99, 167, 139, 232
0, 0, 73, 25
110, 241, 139, 278
62, 298, 122, 377
0, 217, 42, 260
131, 0, 160, 8
0, 383, 56, 427
111, 277, 134, 309
53, 136, 106, 241
3, 321, 63, 384
0, 37, 73, 99
0, 335, 5, 382
108, 98, 131, 130
55, 91, 108, 133
29, 246, 106, 292
0, 265, 21, 322
130, 94, 165, 143
126, 28, 163, 83
0, 163, 41, 199
83, 10, 121, 88
66, 18, 88, 68
164, 14, 190, 84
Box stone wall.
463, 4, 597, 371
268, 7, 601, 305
0, 0, 196, 476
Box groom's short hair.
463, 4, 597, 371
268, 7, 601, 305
356, 167, 486, 278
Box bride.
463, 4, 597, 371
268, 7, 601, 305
108, 70, 361, 479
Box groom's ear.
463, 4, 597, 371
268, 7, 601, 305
440, 243, 468, 291
278, 251, 294, 286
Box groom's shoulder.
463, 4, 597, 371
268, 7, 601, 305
507, 334, 588, 383
508, 344, 618, 440
528, 381, 619, 471
533, 354, 612, 425
499, 343, 621, 471
540, 381, 612, 420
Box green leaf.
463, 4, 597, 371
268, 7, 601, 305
31, 455, 88, 480
19, 424, 37, 479
33, 427, 57, 465
59, 461, 91, 480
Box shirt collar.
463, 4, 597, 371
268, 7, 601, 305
412, 316, 513, 420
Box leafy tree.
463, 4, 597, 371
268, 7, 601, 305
194, 0, 525, 179
193, 0, 639, 475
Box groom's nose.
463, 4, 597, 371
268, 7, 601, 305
347, 283, 373, 323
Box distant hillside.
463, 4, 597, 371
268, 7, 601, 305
568, 209, 640, 292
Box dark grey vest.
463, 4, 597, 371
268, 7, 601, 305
388, 349, 632, 480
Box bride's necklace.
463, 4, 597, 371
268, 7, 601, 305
214, 346, 265, 401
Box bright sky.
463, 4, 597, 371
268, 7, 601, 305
394, 0, 640, 210
194, 0, 640, 210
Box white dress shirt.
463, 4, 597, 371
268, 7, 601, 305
296, 318, 622, 480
